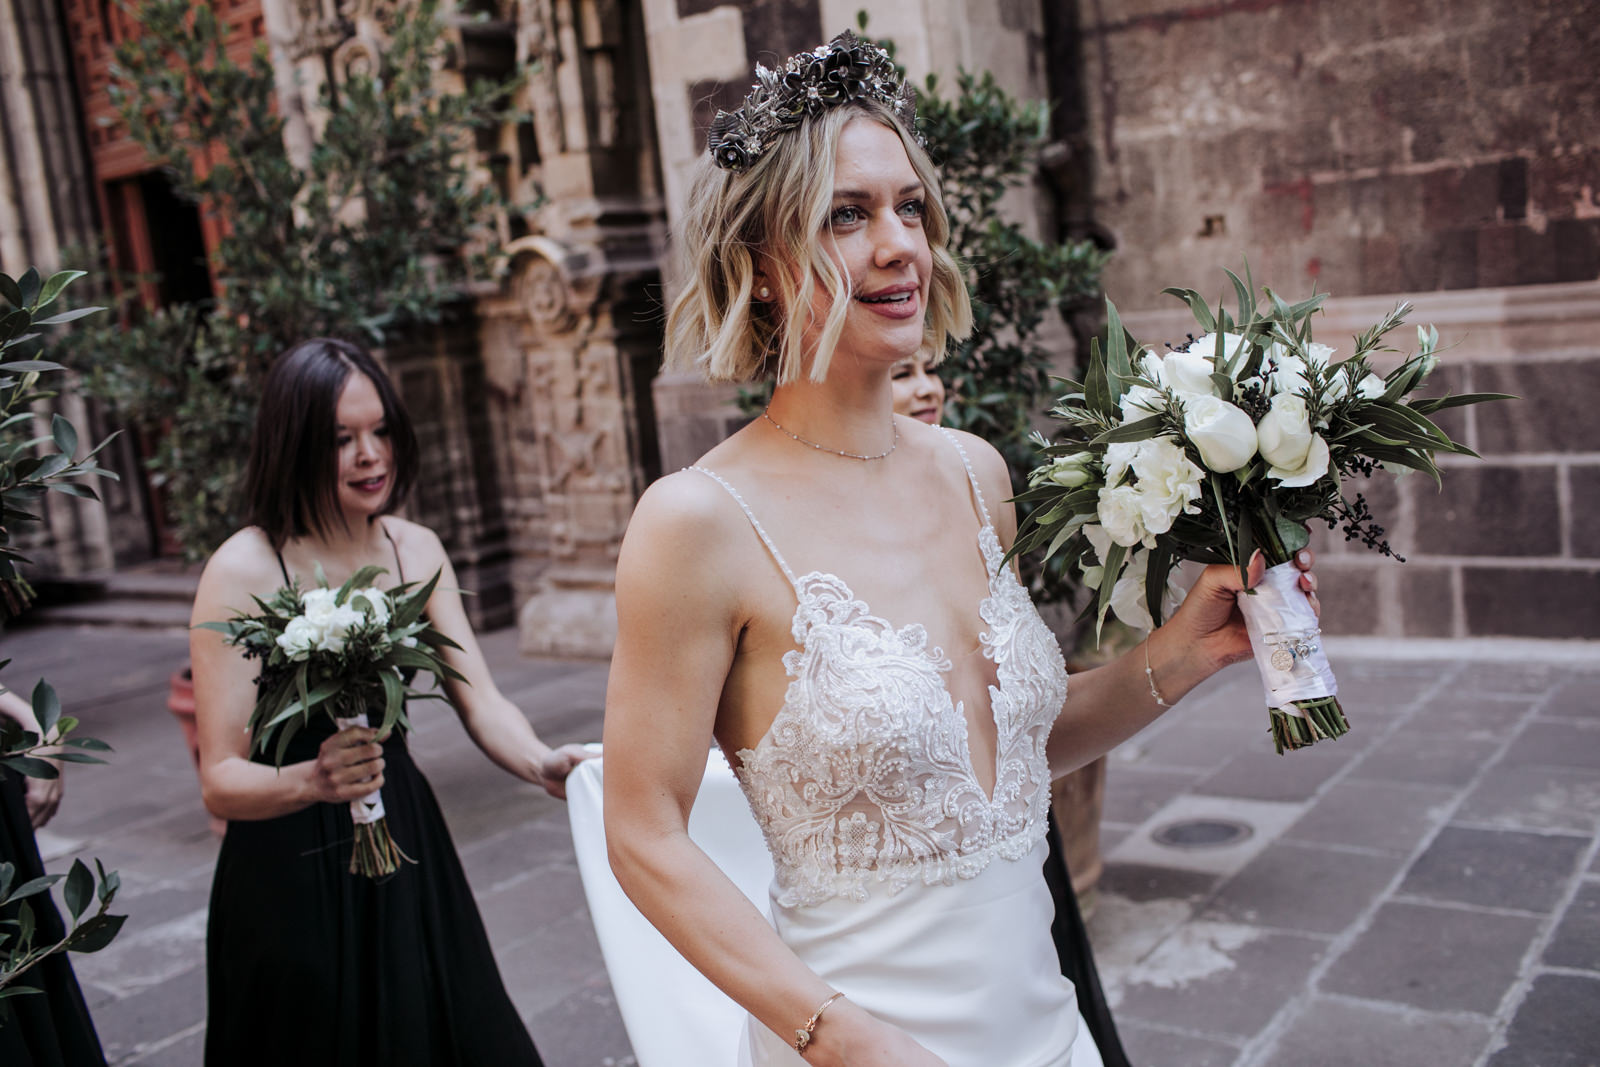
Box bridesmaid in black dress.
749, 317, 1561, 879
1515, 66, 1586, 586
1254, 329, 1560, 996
189, 339, 590, 1066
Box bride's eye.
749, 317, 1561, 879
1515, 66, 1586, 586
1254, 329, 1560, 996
830, 204, 865, 227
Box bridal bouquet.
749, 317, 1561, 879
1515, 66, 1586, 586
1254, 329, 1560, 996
1012, 270, 1510, 752
199, 566, 465, 874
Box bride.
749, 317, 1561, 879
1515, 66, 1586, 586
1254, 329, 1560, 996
602, 31, 1315, 1066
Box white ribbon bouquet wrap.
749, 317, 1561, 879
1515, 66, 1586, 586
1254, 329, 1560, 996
334, 712, 387, 827
1009, 268, 1511, 753
1237, 562, 1343, 743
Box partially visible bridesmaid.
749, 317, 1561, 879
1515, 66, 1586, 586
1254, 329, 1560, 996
0, 686, 108, 1066
889, 351, 946, 425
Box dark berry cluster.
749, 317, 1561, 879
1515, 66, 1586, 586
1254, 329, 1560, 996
1324, 492, 1405, 561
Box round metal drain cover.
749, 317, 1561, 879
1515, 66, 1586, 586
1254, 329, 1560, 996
1152, 818, 1253, 850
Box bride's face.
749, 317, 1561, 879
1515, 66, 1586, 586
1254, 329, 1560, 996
791, 117, 934, 374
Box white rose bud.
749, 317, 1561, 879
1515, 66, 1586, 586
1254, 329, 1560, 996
1267, 433, 1332, 487
1256, 393, 1315, 470
1182, 395, 1258, 473
1038, 452, 1095, 489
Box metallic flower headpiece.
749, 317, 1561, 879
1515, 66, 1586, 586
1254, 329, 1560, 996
707, 30, 919, 172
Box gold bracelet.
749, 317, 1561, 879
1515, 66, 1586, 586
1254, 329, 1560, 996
1144, 637, 1169, 707
793, 990, 845, 1053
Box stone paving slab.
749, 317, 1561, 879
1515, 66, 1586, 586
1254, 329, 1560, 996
2, 619, 1598, 1066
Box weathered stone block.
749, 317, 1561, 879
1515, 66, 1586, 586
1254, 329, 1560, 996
1204, 842, 1404, 935
1398, 565, 1456, 636
1258, 997, 1493, 1067
1413, 466, 1560, 557
1570, 465, 1600, 560
1543, 881, 1600, 972
1301, 558, 1382, 635
1323, 901, 1541, 1013
1400, 824, 1587, 912
1462, 565, 1600, 638
1488, 974, 1600, 1067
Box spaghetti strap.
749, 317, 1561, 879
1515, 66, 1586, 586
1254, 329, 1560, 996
379, 521, 406, 583
273, 549, 293, 588
935, 427, 993, 528
685, 466, 798, 587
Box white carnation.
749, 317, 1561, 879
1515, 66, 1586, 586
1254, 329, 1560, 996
299, 587, 338, 627
1097, 484, 1151, 548
314, 603, 366, 654
1128, 437, 1203, 535
276, 616, 320, 661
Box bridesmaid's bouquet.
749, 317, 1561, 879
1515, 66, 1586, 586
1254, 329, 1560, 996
199, 566, 466, 875
1012, 269, 1511, 752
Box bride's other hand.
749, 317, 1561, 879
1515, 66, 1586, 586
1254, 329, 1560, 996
805, 999, 949, 1066
1159, 548, 1319, 677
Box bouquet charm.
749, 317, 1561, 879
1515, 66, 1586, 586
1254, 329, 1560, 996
200, 564, 465, 874
1012, 267, 1511, 752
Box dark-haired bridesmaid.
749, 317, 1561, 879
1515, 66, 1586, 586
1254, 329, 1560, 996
190, 338, 589, 1066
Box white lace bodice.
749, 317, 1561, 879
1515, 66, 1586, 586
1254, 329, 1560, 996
691, 431, 1070, 909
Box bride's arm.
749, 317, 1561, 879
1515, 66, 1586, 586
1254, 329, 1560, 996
604, 474, 942, 1067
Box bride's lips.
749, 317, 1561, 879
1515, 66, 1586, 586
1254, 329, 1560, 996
909, 407, 940, 424
349, 474, 388, 495
856, 281, 921, 320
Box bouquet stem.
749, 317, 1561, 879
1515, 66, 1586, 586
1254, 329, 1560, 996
349, 818, 414, 878
1237, 558, 1349, 754
334, 713, 414, 878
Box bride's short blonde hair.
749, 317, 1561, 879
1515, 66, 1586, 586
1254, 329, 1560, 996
664, 100, 971, 385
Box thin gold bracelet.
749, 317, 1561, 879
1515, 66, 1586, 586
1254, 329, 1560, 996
793, 991, 846, 1053
1144, 637, 1169, 707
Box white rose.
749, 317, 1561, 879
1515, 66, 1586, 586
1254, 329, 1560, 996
1182, 395, 1258, 473
1267, 433, 1331, 487
351, 586, 392, 627
1305, 342, 1337, 368
1160, 349, 1221, 398
1256, 393, 1315, 471
1187, 332, 1251, 368
1269, 353, 1309, 396
1119, 384, 1166, 423
1355, 373, 1385, 399
1129, 437, 1203, 534
1324, 365, 1385, 403
1097, 484, 1150, 548
299, 586, 338, 627
315, 603, 366, 653
276, 616, 320, 661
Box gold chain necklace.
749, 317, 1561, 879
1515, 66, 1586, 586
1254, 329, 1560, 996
761, 409, 899, 461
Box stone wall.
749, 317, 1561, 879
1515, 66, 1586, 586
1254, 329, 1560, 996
1075, 0, 1599, 308
1122, 281, 1600, 640
1075, 0, 1598, 640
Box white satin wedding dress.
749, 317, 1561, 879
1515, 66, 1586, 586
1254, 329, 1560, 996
690, 430, 1102, 1067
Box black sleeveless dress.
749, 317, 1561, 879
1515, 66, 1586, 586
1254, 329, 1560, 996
203, 533, 542, 1066
0, 771, 108, 1066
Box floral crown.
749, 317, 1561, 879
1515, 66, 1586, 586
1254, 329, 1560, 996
707, 30, 919, 172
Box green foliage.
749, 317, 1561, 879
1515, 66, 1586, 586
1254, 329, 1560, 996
0, 269, 118, 615
71, 0, 523, 557
0, 268, 125, 1007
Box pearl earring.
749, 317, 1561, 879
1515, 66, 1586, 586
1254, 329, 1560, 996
757, 284, 772, 300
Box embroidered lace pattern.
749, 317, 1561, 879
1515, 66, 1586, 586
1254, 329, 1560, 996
689, 432, 1069, 908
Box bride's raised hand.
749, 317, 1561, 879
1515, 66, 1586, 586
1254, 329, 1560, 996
1160, 549, 1319, 678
